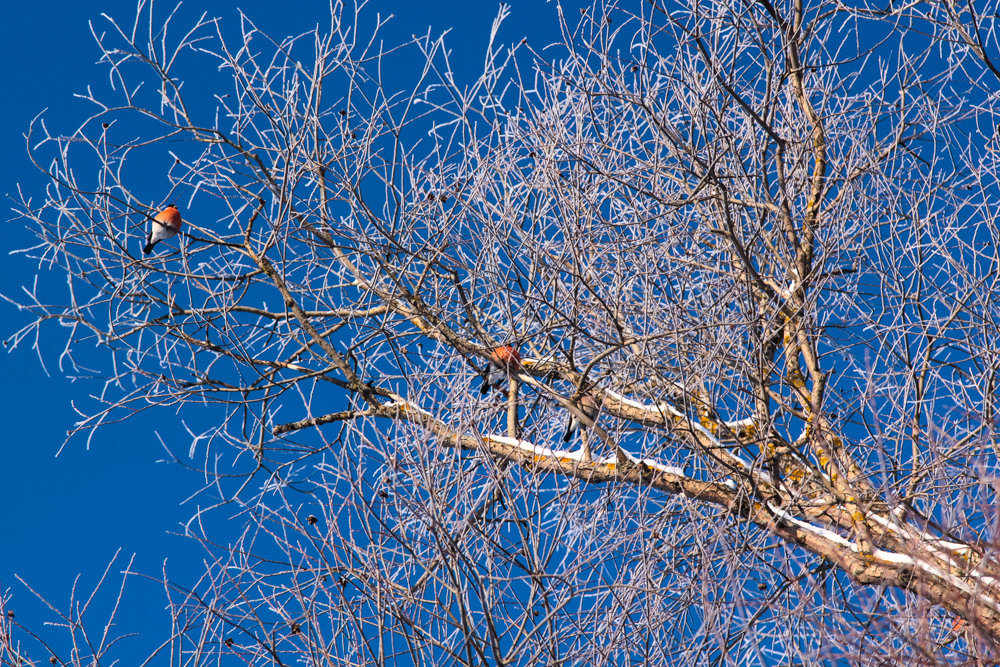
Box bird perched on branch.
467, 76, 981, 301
143, 204, 183, 254
480, 345, 522, 395
563, 393, 600, 441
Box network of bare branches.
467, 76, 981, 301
6, 0, 1000, 664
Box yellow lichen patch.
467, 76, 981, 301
696, 404, 718, 434
785, 468, 805, 484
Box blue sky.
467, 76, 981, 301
0, 0, 560, 659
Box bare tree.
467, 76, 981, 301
6, 0, 1000, 663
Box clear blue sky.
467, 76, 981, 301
0, 0, 562, 659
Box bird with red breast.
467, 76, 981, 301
143, 204, 183, 254
480, 345, 522, 395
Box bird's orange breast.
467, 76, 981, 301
491, 346, 522, 370
154, 206, 182, 228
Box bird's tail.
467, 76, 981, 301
481, 365, 503, 395
143, 242, 154, 254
